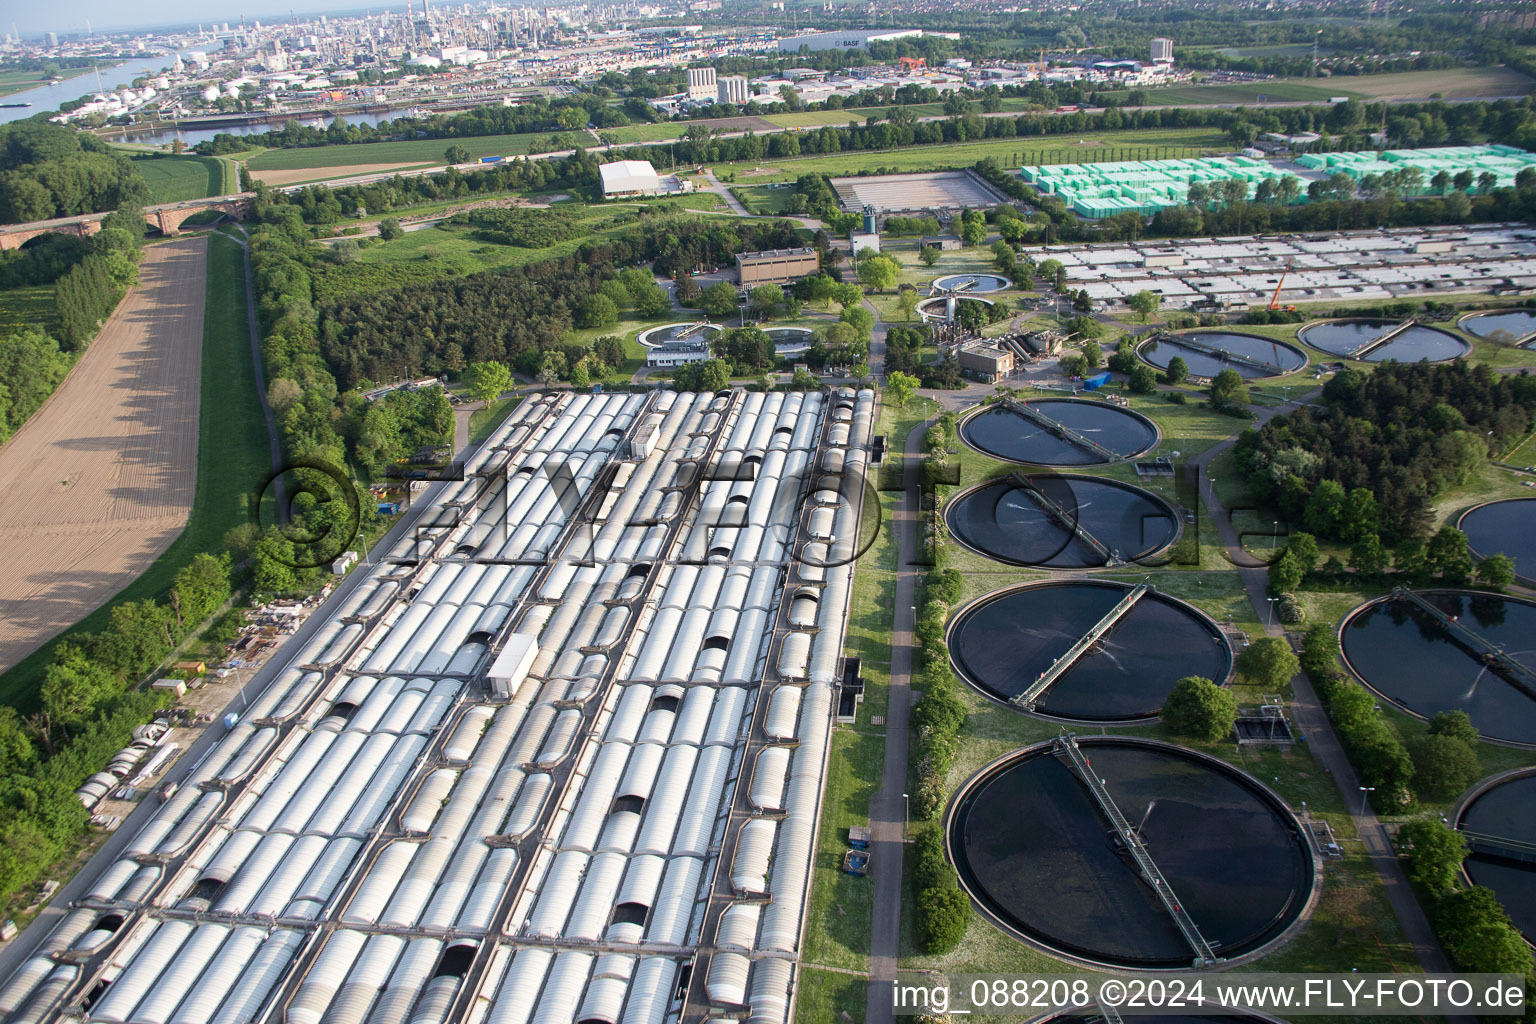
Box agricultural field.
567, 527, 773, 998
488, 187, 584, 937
1147, 66, 1533, 106
0, 234, 268, 704
132, 154, 227, 204
0, 284, 59, 337
244, 131, 554, 182
0, 238, 207, 682
0, 69, 52, 97
711, 127, 1229, 181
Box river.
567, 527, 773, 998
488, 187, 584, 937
0, 49, 203, 126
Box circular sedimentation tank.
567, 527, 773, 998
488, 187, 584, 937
949, 737, 1317, 968
1297, 318, 1469, 363
1139, 331, 1307, 380
635, 322, 721, 348
1340, 589, 1536, 746
1458, 498, 1536, 585
1456, 771, 1536, 941
960, 398, 1159, 467
931, 273, 1011, 294
1459, 308, 1536, 345
946, 475, 1179, 569
947, 580, 1232, 721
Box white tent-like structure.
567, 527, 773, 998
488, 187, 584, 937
600, 159, 663, 198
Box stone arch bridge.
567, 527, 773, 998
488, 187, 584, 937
0, 193, 254, 251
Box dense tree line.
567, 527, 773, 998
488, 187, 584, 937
0, 551, 232, 901
1235, 362, 1536, 542
0, 120, 147, 224
0, 207, 142, 442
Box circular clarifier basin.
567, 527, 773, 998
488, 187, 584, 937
1460, 309, 1536, 345
932, 273, 1010, 293
1341, 590, 1536, 745
1458, 498, 1536, 586
948, 580, 1232, 721
1457, 771, 1536, 941
764, 327, 813, 353
1141, 331, 1307, 380
950, 737, 1316, 968
635, 322, 721, 348
1297, 318, 1469, 363
960, 398, 1158, 466
946, 475, 1179, 568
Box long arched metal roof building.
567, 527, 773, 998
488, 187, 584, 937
0, 387, 877, 1024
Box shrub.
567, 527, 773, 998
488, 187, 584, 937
917, 886, 971, 954
1408, 733, 1480, 801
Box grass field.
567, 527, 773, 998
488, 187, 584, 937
0, 69, 52, 98
245, 132, 550, 174
711, 127, 1228, 182
0, 284, 59, 337
133, 154, 226, 204
0, 235, 270, 707
1147, 66, 1533, 106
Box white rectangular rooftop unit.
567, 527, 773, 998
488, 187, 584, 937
488, 633, 539, 697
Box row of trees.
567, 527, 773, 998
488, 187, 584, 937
0, 552, 232, 900
0, 206, 143, 443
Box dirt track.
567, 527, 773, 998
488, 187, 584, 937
0, 236, 206, 674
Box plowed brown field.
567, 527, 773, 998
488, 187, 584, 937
0, 236, 206, 674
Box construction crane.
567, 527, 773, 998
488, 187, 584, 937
1268, 257, 1297, 312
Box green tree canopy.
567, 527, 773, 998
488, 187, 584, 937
1161, 676, 1238, 741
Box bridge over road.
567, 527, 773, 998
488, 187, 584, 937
0, 193, 254, 250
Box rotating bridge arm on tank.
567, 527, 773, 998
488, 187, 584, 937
1012, 584, 1150, 709
1150, 331, 1286, 377
1457, 829, 1536, 864
1346, 319, 1417, 359
1391, 587, 1536, 700
1052, 733, 1220, 967
1008, 472, 1120, 566
997, 397, 1120, 463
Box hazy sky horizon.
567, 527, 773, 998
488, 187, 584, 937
13, 1, 387, 38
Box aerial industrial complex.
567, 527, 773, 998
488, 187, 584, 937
1043, 223, 1536, 311
0, 389, 875, 1023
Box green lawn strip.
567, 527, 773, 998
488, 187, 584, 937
0, 234, 269, 707
803, 728, 884, 971
792, 967, 867, 1024
467, 395, 522, 445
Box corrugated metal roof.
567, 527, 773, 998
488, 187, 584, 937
0, 388, 879, 1024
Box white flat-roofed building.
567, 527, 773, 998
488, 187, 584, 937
600, 159, 663, 197
0, 387, 879, 1024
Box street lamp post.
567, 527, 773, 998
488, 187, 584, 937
1359, 786, 1376, 814
1266, 595, 1278, 630
902, 792, 909, 842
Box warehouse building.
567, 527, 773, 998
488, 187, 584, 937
601, 159, 663, 198
736, 247, 820, 286
1035, 223, 1536, 311
0, 388, 877, 1024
